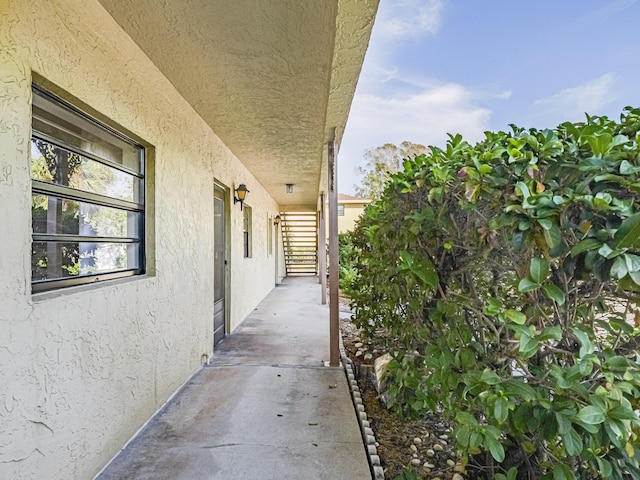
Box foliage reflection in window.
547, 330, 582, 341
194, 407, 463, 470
243, 206, 252, 258
31, 85, 145, 292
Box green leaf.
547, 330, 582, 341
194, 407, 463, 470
562, 427, 583, 456
519, 335, 539, 358
399, 250, 413, 268
596, 458, 613, 479
620, 159, 640, 175
509, 323, 533, 338
611, 256, 628, 280
608, 405, 640, 422
570, 238, 602, 256
624, 253, 640, 273
539, 326, 563, 342
543, 224, 563, 252
504, 379, 536, 401
614, 213, 640, 249
541, 284, 565, 305
511, 230, 525, 251
456, 411, 479, 426
485, 435, 505, 462
553, 463, 577, 480
612, 134, 630, 148
604, 356, 630, 369
598, 243, 614, 257
483, 298, 502, 315
579, 156, 607, 171
456, 425, 471, 448
573, 328, 595, 356
494, 397, 509, 424
506, 309, 527, 325
576, 405, 605, 425
413, 259, 439, 289
515, 181, 531, 199
625, 441, 636, 458
529, 257, 549, 283
518, 277, 540, 292
538, 218, 553, 230
478, 163, 492, 174
555, 412, 572, 434
480, 369, 501, 385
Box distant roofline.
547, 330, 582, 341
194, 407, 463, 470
336, 193, 371, 203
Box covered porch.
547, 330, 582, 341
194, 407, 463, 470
0, 1, 378, 479
96, 276, 370, 480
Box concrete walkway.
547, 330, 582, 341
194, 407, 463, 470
97, 277, 371, 480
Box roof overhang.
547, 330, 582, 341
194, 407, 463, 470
97, 0, 378, 210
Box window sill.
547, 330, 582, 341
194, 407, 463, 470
31, 273, 154, 302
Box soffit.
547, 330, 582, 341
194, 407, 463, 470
97, 0, 378, 210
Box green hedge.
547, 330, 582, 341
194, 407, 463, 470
348, 108, 640, 479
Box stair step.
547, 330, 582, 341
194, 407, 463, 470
280, 210, 319, 275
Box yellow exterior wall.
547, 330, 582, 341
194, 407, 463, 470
325, 200, 370, 240
339, 202, 368, 234
0, 1, 280, 478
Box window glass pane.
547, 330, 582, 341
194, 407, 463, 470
31, 139, 141, 202
243, 206, 252, 258
32, 194, 141, 239
338, 204, 345, 216
32, 241, 140, 281
32, 89, 142, 173
31, 84, 146, 292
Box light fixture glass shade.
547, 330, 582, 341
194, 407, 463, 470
236, 184, 249, 200
234, 183, 249, 209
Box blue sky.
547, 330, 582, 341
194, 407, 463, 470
340, 0, 640, 195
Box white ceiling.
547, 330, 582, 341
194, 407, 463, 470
97, 0, 378, 209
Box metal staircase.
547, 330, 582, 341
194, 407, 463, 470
280, 211, 318, 275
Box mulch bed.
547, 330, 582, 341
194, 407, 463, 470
341, 318, 467, 480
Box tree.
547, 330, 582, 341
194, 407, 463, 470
353, 141, 429, 199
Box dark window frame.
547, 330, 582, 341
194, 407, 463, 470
243, 205, 252, 258
31, 84, 146, 293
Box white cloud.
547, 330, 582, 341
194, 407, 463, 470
377, 0, 445, 40
532, 73, 617, 124
339, 81, 498, 193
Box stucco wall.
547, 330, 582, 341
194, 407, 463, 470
339, 203, 368, 234
0, 0, 280, 478
325, 202, 369, 238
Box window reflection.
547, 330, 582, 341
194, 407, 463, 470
31, 139, 140, 202
32, 242, 139, 281
32, 195, 140, 239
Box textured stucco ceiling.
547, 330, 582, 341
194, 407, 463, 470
97, 0, 378, 210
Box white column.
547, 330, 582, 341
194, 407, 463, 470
319, 195, 327, 304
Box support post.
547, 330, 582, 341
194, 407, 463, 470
274, 219, 279, 285
319, 194, 327, 304
328, 139, 340, 366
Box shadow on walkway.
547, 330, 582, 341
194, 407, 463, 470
97, 276, 370, 480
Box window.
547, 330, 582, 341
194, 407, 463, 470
338, 204, 345, 216
243, 206, 252, 258
31, 85, 145, 293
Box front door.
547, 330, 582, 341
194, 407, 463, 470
213, 186, 226, 347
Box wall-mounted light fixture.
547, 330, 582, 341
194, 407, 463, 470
234, 184, 249, 210
286, 183, 294, 194
274, 215, 281, 226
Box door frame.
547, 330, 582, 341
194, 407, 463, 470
213, 181, 231, 350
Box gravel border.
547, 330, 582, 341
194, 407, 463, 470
340, 336, 385, 480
